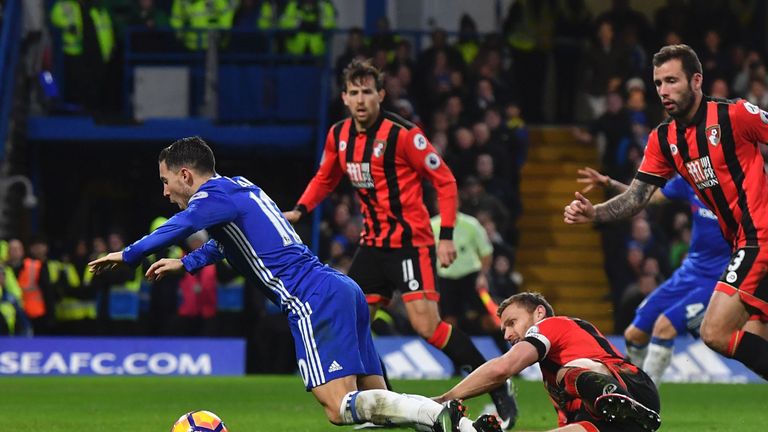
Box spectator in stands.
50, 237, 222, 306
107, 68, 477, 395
653, 0, 691, 48
699, 29, 729, 81
55, 239, 98, 335
746, 78, 768, 109
279, 0, 335, 56
502, 0, 554, 123
335, 27, 367, 78
615, 263, 661, 334
578, 19, 630, 121
596, 0, 653, 50
732, 51, 766, 97
50, 0, 115, 113
709, 77, 730, 99
144, 216, 184, 336
0, 268, 16, 335
127, 0, 172, 52
455, 13, 480, 67
173, 230, 217, 336
170, 0, 237, 50
367, 16, 398, 59
475, 153, 508, 206
28, 236, 60, 334
460, 176, 511, 245
446, 127, 477, 182
231, 0, 276, 52
6, 239, 51, 335
553, 0, 592, 122
573, 91, 636, 183
128, 0, 169, 29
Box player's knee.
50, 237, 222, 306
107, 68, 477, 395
411, 318, 439, 339
700, 320, 729, 354
652, 316, 677, 339
624, 325, 648, 345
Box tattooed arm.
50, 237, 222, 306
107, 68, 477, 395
564, 179, 658, 224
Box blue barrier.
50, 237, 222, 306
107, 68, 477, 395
372, 335, 765, 383
0, 336, 245, 376
25, 116, 313, 151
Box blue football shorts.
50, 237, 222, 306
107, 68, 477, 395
631, 268, 717, 338
287, 272, 382, 390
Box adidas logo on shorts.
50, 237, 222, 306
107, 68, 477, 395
328, 361, 343, 373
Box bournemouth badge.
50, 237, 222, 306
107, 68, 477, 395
706, 125, 721, 146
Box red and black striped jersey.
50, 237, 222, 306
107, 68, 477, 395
637, 97, 768, 249
523, 316, 627, 426
297, 111, 458, 248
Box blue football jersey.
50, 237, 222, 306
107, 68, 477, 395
123, 174, 337, 313
662, 175, 731, 277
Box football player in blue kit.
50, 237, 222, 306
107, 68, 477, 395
89, 136, 500, 431
577, 167, 731, 386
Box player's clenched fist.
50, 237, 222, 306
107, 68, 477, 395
563, 191, 596, 224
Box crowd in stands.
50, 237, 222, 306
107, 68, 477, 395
10, 0, 768, 344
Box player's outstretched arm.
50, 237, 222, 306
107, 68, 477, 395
592, 178, 658, 223
88, 251, 124, 274
145, 258, 184, 281
435, 341, 538, 403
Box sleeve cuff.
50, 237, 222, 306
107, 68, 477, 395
439, 226, 454, 240
294, 204, 308, 218
180, 255, 197, 273
635, 171, 668, 188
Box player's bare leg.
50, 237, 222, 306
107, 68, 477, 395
642, 315, 678, 386
623, 324, 651, 367
405, 297, 518, 428
700, 290, 750, 354
702, 292, 768, 379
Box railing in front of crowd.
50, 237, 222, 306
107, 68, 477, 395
0, 0, 22, 161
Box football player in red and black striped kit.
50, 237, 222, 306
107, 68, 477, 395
565, 45, 768, 381
436, 292, 661, 432
283, 58, 518, 427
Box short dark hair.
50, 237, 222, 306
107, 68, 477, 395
342, 58, 383, 92
497, 292, 555, 318
652, 44, 703, 81
158, 136, 215, 174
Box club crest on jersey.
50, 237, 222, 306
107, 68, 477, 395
373, 139, 387, 158
706, 125, 721, 146
685, 156, 719, 190
346, 162, 374, 189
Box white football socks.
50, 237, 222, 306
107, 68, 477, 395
625, 341, 649, 367
643, 339, 674, 388
340, 390, 443, 429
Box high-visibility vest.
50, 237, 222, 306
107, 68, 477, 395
170, 0, 238, 50
55, 263, 97, 321
279, 0, 335, 55
16, 258, 45, 319
0, 277, 16, 334
50, 0, 115, 62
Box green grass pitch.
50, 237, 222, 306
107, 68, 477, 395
1, 376, 765, 431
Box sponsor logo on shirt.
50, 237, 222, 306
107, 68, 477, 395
346, 162, 374, 189
685, 156, 719, 190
